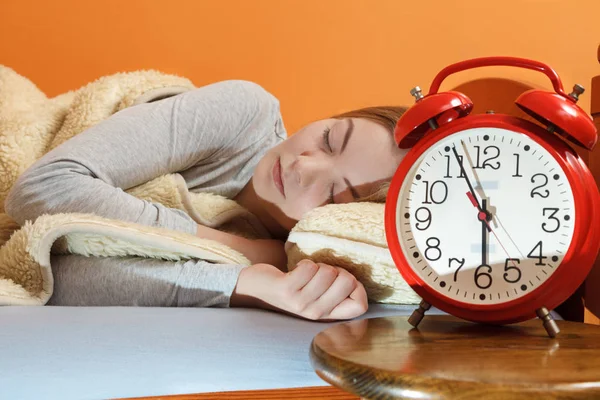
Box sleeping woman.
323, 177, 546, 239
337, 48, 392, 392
4, 80, 407, 321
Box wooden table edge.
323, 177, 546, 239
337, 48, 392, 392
117, 385, 359, 399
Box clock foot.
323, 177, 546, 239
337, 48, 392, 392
408, 300, 431, 328
536, 307, 560, 338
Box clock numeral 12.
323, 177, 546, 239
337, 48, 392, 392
473, 145, 501, 170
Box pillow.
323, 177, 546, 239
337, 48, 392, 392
285, 202, 421, 304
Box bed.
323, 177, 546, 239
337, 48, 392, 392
0, 304, 464, 399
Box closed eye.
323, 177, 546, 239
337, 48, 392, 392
322, 127, 333, 152
323, 126, 334, 203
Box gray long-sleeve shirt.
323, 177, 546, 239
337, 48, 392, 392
4, 80, 287, 307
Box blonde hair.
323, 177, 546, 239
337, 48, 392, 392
330, 106, 407, 203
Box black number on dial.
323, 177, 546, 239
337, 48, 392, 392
475, 264, 493, 289
415, 207, 432, 231
449, 257, 465, 282
542, 208, 560, 233
503, 258, 522, 283
527, 241, 547, 266
512, 153, 523, 177
423, 180, 448, 204
424, 237, 442, 261
474, 145, 501, 170
444, 155, 465, 178
530, 173, 550, 198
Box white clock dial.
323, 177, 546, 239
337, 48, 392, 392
396, 127, 575, 305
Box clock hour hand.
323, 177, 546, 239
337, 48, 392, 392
480, 199, 489, 266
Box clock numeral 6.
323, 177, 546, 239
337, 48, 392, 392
475, 264, 493, 289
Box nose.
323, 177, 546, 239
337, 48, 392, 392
293, 151, 331, 188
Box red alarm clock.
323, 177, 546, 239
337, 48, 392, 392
385, 57, 600, 338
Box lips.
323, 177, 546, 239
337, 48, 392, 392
273, 156, 285, 197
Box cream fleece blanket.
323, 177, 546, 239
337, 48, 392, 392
0, 66, 269, 305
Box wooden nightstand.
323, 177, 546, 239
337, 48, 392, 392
310, 315, 600, 399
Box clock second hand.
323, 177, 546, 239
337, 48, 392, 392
453, 142, 519, 268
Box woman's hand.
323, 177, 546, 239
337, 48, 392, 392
231, 259, 368, 321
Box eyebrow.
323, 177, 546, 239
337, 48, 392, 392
340, 118, 355, 154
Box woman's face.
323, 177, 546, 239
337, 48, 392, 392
252, 117, 407, 230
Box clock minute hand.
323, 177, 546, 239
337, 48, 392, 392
452, 145, 481, 211
452, 146, 491, 235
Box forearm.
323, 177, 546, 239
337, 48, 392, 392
195, 224, 287, 271
48, 253, 247, 307
4, 161, 197, 234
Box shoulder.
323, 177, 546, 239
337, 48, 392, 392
190, 80, 286, 140
184, 80, 280, 111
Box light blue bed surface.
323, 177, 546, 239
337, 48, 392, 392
0, 304, 432, 399
0, 304, 559, 400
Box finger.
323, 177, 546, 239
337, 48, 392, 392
286, 259, 319, 291
327, 281, 368, 320
348, 279, 368, 305
297, 263, 339, 303
308, 268, 357, 318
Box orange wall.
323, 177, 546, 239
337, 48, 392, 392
1, 0, 599, 133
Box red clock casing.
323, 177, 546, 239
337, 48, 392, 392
385, 57, 600, 325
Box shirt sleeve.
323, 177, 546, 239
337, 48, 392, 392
4, 80, 281, 234
46, 253, 247, 308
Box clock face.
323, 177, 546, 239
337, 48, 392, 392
396, 127, 575, 305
